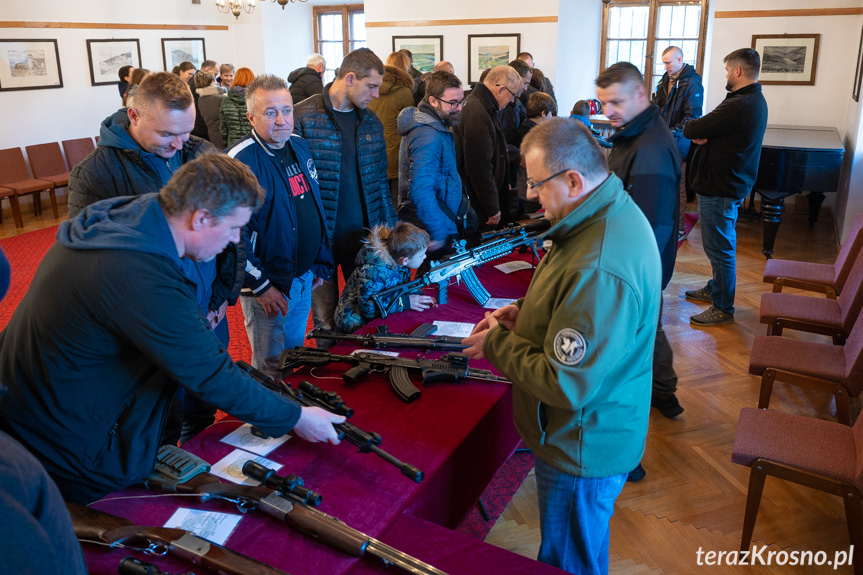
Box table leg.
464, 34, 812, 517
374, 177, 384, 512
807, 192, 826, 227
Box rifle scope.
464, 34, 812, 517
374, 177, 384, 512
243, 460, 323, 506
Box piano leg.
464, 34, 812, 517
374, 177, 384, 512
759, 195, 786, 259
807, 192, 826, 227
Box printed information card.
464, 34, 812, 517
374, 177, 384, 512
220, 423, 290, 456
163, 508, 242, 546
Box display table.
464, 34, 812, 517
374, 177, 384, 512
81, 250, 565, 575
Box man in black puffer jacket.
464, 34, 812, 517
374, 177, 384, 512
294, 48, 396, 340
288, 53, 325, 104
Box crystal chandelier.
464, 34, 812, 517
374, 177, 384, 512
216, 0, 307, 19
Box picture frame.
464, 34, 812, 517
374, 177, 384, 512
0, 39, 63, 92
751, 34, 820, 86
161, 38, 206, 72
86, 39, 142, 86
467, 33, 521, 85
392, 36, 443, 74
854, 28, 863, 102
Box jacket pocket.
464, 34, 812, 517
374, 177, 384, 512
91, 398, 134, 468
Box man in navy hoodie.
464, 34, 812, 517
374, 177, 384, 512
0, 155, 344, 505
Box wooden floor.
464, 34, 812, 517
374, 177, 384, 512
1, 195, 854, 573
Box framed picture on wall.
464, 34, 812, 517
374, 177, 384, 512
467, 33, 520, 85
392, 36, 443, 74
0, 39, 63, 92
752, 34, 820, 86
854, 28, 863, 102
86, 39, 141, 86
161, 38, 206, 72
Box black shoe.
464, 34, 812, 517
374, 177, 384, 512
651, 394, 684, 419
627, 463, 646, 482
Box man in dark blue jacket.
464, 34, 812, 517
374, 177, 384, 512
228, 75, 334, 379
0, 155, 343, 505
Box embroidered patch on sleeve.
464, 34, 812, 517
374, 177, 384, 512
553, 328, 587, 365
307, 158, 318, 182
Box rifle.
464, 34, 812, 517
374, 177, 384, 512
68, 502, 287, 575
280, 346, 510, 403
236, 360, 424, 483
119, 556, 196, 575
146, 461, 450, 575
371, 219, 549, 318
307, 324, 467, 353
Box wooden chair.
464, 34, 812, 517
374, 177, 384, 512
0, 186, 22, 228
0, 147, 57, 225
26, 143, 70, 203
763, 214, 863, 299
61, 137, 96, 170
732, 407, 863, 574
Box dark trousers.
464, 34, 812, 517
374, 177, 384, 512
652, 297, 678, 398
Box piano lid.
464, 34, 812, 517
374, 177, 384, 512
762, 125, 844, 152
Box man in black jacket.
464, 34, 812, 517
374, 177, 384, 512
653, 46, 703, 240
288, 53, 325, 104
683, 48, 768, 327
597, 62, 682, 432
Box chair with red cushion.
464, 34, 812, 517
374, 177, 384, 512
763, 214, 863, 299
26, 142, 70, 205
61, 137, 95, 170
0, 147, 57, 223
0, 186, 22, 228
732, 407, 863, 573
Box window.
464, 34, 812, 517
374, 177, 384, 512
601, 0, 709, 94
314, 4, 365, 85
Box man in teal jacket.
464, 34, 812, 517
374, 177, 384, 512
464, 119, 661, 575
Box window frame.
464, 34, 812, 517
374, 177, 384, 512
313, 4, 365, 60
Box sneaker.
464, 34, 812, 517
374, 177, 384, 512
690, 306, 735, 326
684, 287, 712, 302
627, 463, 646, 482
651, 394, 684, 419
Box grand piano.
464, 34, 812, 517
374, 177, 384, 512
749, 124, 845, 258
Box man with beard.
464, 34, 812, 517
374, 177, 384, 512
396, 71, 474, 265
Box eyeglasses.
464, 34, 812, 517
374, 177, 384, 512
527, 168, 572, 190
257, 108, 292, 121
497, 85, 517, 102
437, 97, 466, 108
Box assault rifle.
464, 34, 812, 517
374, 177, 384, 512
280, 346, 510, 403
371, 219, 549, 318
146, 461, 449, 575
307, 324, 467, 353
236, 360, 424, 483
68, 502, 287, 575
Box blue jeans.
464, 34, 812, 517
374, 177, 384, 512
535, 457, 626, 575
240, 271, 313, 380
698, 196, 743, 314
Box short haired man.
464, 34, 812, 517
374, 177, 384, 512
413, 60, 455, 105
293, 48, 396, 342
118, 64, 134, 98
653, 46, 704, 240
596, 62, 682, 426
0, 155, 344, 505
397, 71, 470, 263
453, 64, 522, 228
683, 48, 768, 326
191, 70, 225, 143
178, 61, 196, 82
517, 51, 557, 105
515, 92, 557, 214
227, 75, 334, 379
288, 53, 326, 104
399, 48, 423, 80
218, 63, 235, 88
463, 118, 661, 575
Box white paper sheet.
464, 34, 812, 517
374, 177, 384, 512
432, 320, 475, 338
220, 423, 290, 456
163, 507, 242, 546
350, 349, 400, 358
494, 260, 534, 274
483, 297, 517, 310
210, 449, 282, 485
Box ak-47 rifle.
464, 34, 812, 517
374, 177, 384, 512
280, 346, 510, 403
68, 502, 287, 575
236, 360, 424, 483
145, 460, 450, 575
371, 219, 550, 318
306, 324, 467, 353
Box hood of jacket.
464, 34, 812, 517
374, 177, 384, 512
97, 109, 142, 151
382, 65, 414, 93
676, 63, 699, 83
357, 224, 398, 268
397, 100, 447, 137
288, 67, 320, 83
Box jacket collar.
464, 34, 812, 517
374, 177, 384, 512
417, 100, 448, 130
322, 82, 368, 121
471, 82, 500, 115
546, 174, 624, 243
729, 82, 762, 97
607, 104, 661, 143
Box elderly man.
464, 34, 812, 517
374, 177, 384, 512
463, 118, 660, 575
288, 53, 326, 103
453, 64, 522, 228
0, 155, 343, 505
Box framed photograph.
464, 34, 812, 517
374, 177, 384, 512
752, 34, 820, 85
854, 28, 863, 102
161, 38, 206, 71
86, 39, 141, 86
0, 39, 63, 92
467, 34, 520, 85
392, 36, 443, 74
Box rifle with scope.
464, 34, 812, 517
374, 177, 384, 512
371, 219, 550, 318
306, 324, 467, 353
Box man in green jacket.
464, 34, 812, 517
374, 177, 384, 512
463, 118, 661, 575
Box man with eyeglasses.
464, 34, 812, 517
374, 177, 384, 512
227, 75, 334, 380
454, 64, 522, 229
397, 70, 475, 267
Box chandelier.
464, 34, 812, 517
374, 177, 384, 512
216, 0, 307, 19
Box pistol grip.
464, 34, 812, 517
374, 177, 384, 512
343, 364, 370, 384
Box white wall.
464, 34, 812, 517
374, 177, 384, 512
556, 0, 602, 112
260, 2, 315, 81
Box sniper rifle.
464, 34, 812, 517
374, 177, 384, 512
306, 323, 467, 353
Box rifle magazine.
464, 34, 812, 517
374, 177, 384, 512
460, 268, 490, 307
389, 366, 421, 402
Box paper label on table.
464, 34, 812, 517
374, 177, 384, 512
211, 449, 282, 485
494, 260, 534, 274
350, 349, 400, 358
484, 298, 517, 310
220, 423, 289, 456
432, 321, 475, 338
163, 508, 242, 546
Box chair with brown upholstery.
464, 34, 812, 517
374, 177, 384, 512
26, 142, 70, 205
763, 214, 863, 299
759, 248, 863, 345
732, 407, 863, 574
0, 186, 22, 228
61, 137, 95, 171
0, 147, 57, 224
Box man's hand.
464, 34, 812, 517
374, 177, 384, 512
470, 304, 520, 333
462, 312, 500, 359
428, 239, 447, 252
409, 294, 436, 311
311, 276, 325, 289
486, 211, 502, 226
691, 138, 707, 145
257, 287, 289, 317
206, 300, 229, 330
293, 406, 346, 444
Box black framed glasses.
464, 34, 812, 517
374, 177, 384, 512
526, 168, 572, 190
437, 97, 466, 108
497, 84, 517, 102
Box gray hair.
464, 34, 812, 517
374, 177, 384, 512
483, 65, 521, 91
521, 118, 608, 183
245, 74, 290, 116
307, 53, 325, 69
